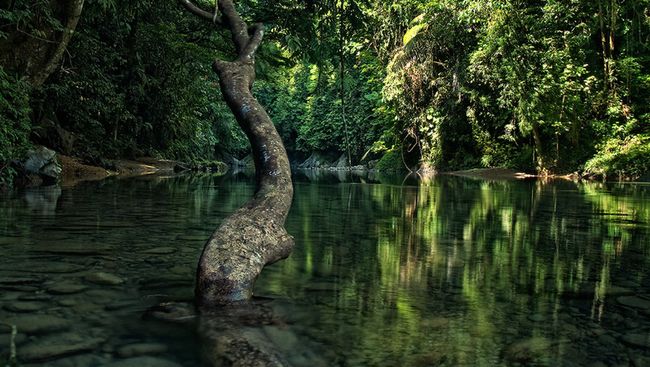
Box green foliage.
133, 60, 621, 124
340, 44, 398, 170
258, 47, 391, 162
0, 67, 31, 186
585, 135, 650, 180
32, 0, 247, 161
377, 0, 650, 177
2, 0, 649, 181
375, 149, 405, 172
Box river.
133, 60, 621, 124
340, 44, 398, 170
1, 172, 649, 366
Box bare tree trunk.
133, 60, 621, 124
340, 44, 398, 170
179, 0, 294, 308
598, 0, 611, 92
29, 0, 84, 86
0, 0, 85, 87
531, 121, 546, 173
338, 0, 352, 167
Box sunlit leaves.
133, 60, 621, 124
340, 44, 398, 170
402, 23, 425, 46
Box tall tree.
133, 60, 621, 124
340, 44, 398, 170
0, 0, 85, 87
178, 0, 294, 308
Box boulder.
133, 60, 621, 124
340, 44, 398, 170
22, 146, 62, 184
298, 153, 334, 169
334, 154, 349, 169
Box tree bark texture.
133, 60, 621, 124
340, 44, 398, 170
179, 0, 294, 308
0, 0, 84, 87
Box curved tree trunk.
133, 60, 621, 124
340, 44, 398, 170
179, 0, 294, 309
196, 58, 294, 307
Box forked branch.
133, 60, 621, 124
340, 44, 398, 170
179, 0, 223, 25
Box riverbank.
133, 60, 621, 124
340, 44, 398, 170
442, 168, 566, 180
59, 156, 178, 187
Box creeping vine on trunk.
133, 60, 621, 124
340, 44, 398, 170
178, 0, 294, 308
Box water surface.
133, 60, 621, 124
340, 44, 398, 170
1, 173, 649, 366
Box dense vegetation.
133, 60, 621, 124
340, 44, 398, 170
1, 0, 649, 186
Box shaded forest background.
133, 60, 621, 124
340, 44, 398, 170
1, 0, 649, 186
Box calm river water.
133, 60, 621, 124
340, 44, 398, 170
1, 172, 649, 366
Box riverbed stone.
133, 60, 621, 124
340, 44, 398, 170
410, 351, 448, 367
305, 282, 338, 292
85, 289, 125, 304
597, 333, 617, 347
502, 337, 552, 363
29, 353, 109, 367
617, 296, 650, 310
3, 301, 46, 313
116, 342, 168, 358
263, 326, 299, 350
27, 263, 84, 274
103, 356, 183, 367
1, 285, 39, 292
168, 265, 191, 276
8, 314, 70, 335
85, 272, 125, 285
19, 332, 104, 362
105, 300, 139, 311
46, 282, 87, 295
141, 247, 176, 255
607, 286, 636, 296
421, 317, 450, 329
57, 298, 78, 307
0, 277, 43, 286
18, 294, 52, 302
632, 355, 650, 367
621, 333, 650, 349
0, 330, 27, 348
34, 244, 111, 256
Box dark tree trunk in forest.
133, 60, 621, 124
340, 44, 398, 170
179, 0, 294, 308
0, 0, 84, 87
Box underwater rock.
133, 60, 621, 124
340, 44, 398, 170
621, 333, 650, 349
26, 262, 85, 274
502, 337, 551, 363
46, 282, 87, 295
617, 296, 650, 310
19, 332, 104, 362
141, 247, 176, 255
410, 351, 447, 367
116, 342, 169, 358
103, 356, 183, 367
85, 272, 125, 286
528, 314, 546, 322
3, 301, 46, 313
8, 314, 70, 335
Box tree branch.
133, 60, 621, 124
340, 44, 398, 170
31, 0, 85, 87
238, 23, 264, 62
178, 0, 223, 25
218, 0, 250, 54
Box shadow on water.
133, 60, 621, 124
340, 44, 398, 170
0, 172, 649, 366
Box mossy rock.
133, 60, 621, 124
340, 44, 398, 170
375, 150, 406, 172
